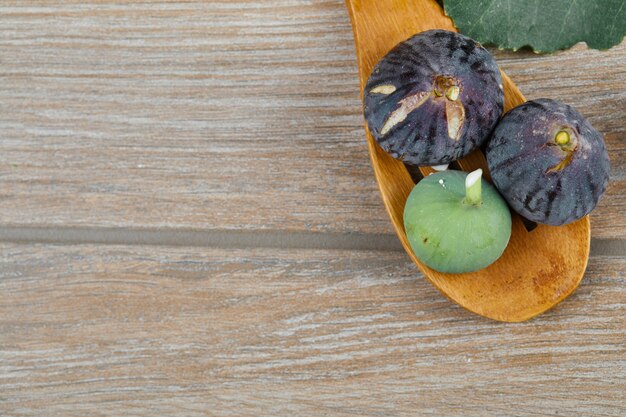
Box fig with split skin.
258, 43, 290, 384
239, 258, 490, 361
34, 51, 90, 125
404, 169, 512, 273
486, 99, 610, 226
364, 29, 504, 166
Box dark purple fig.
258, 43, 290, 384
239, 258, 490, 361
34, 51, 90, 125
363, 29, 504, 166
486, 99, 610, 226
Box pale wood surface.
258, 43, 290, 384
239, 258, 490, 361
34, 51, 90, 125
1, 244, 625, 416
0, 0, 625, 415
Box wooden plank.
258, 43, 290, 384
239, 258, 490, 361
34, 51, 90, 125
1, 244, 624, 416
0, 1, 623, 238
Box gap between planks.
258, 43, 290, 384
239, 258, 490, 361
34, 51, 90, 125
0, 226, 623, 256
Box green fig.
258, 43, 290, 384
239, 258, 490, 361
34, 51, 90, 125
404, 169, 511, 273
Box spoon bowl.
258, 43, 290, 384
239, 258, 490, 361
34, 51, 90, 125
345, 0, 590, 321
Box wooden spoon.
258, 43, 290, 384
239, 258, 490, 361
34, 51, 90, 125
345, 0, 590, 322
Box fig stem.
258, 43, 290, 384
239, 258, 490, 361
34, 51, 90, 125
445, 86, 460, 101
463, 169, 483, 206
555, 130, 570, 146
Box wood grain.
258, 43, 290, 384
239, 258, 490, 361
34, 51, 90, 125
0, 1, 623, 238
0, 2, 624, 412
1, 244, 624, 416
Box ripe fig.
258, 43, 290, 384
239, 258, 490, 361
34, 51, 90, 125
364, 29, 504, 166
404, 169, 512, 273
486, 99, 610, 226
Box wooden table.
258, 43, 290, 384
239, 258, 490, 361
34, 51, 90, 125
1, 1, 624, 415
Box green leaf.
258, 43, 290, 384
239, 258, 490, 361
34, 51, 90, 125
444, 0, 626, 52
